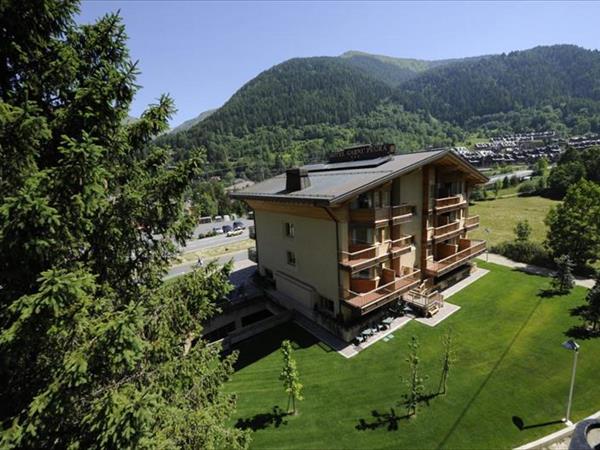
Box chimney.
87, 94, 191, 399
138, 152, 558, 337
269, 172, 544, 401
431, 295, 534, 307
286, 167, 310, 192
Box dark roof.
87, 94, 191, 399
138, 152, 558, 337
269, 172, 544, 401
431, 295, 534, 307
230, 149, 488, 205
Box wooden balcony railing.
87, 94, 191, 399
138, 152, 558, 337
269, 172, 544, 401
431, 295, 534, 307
434, 195, 467, 213
432, 221, 461, 240
249, 225, 256, 239
391, 204, 415, 224
343, 269, 421, 315
339, 244, 378, 271
404, 289, 444, 312
464, 215, 480, 230
425, 240, 486, 277
389, 235, 413, 255
349, 207, 390, 224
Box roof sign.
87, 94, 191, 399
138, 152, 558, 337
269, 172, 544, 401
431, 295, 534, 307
328, 143, 396, 163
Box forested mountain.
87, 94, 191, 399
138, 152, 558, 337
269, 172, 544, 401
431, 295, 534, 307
339, 51, 485, 86
395, 45, 600, 124
160, 44, 600, 182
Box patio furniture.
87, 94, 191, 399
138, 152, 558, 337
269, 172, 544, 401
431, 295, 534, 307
382, 317, 394, 327
361, 329, 373, 338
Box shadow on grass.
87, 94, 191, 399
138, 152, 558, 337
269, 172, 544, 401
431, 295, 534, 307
356, 408, 410, 431
356, 392, 441, 432
564, 306, 600, 340
538, 288, 560, 298
512, 416, 563, 431
565, 325, 600, 340
233, 323, 318, 370
235, 406, 289, 431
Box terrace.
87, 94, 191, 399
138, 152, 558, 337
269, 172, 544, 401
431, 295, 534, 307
342, 268, 421, 315
425, 239, 486, 277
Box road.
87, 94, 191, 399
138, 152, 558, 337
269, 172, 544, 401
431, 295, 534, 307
486, 169, 533, 184
166, 249, 250, 279
181, 218, 253, 253
485, 169, 533, 185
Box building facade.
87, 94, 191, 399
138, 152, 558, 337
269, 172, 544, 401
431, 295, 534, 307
232, 145, 488, 341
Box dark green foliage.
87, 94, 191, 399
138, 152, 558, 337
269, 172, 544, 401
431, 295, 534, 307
514, 220, 532, 242
545, 179, 600, 270
0, 2, 248, 448
395, 45, 600, 125
491, 241, 552, 267
551, 255, 575, 294
581, 275, 600, 331
547, 146, 600, 198
547, 161, 586, 198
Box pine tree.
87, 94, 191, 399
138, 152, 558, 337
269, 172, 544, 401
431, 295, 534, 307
552, 255, 575, 294
514, 219, 532, 243
0, 2, 248, 448
279, 340, 303, 415
582, 275, 600, 332
401, 336, 427, 418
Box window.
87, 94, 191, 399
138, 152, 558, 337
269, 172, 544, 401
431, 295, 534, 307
382, 190, 390, 207
351, 226, 374, 245
351, 192, 373, 209
286, 250, 296, 267
354, 267, 374, 280
285, 222, 295, 238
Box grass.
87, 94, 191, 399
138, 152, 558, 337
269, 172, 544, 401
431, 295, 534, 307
226, 262, 599, 449
469, 195, 559, 247
174, 238, 254, 264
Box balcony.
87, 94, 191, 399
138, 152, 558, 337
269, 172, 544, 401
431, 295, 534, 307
349, 207, 390, 225
339, 244, 383, 272
391, 204, 415, 225
424, 239, 486, 277
249, 225, 256, 239
248, 247, 258, 263
464, 215, 480, 230
343, 268, 422, 315
434, 195, 467, 214
431, 220, 461, 241
389, 235, 413, 256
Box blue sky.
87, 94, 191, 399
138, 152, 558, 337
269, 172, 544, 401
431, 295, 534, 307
78, 1, 600, 127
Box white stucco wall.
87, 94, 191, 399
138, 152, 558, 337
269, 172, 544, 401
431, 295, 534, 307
254, 209, 340, 314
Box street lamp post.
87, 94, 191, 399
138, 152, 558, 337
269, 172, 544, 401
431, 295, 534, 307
484, 228, 491, 262
561, 339, 580, 426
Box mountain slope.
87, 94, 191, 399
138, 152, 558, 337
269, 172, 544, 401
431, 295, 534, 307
198, 57, 393, 135
169, 108, 216, 134
394, 45, 600, 124
339, 51, 488, 86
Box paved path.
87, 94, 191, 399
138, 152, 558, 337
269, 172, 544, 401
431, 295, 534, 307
165, 251, 251, 279
479, 253, 594, 289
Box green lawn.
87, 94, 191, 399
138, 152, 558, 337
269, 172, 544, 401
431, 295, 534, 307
469, 195, 559, 247
226, 262, 599, 449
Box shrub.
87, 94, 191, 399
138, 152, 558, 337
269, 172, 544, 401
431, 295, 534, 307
518, 180, 537, 195
491, 241, 553, 267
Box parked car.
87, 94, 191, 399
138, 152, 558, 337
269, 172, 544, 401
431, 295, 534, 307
214, 215, 223, 222
222, 225, 233, 234
227, 229, 243, 237
233, 220, 245, 230
223, 214, 231, 222
212, 226, 224, 234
